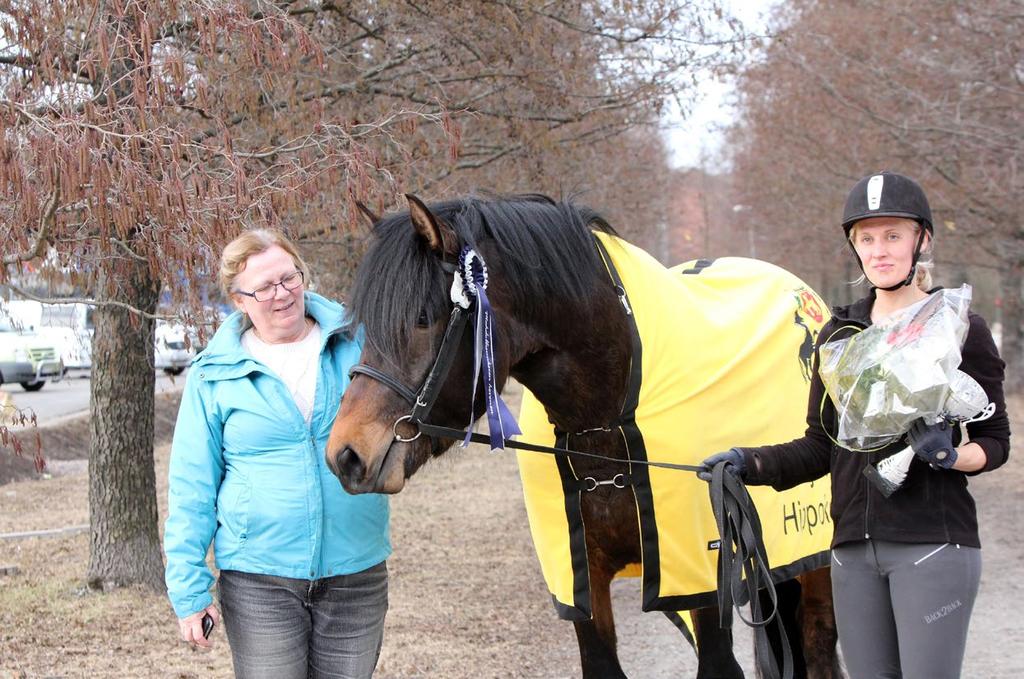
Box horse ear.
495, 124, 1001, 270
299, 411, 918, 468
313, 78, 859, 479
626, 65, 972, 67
406, 193, 456, 256
354, 201, 379, 227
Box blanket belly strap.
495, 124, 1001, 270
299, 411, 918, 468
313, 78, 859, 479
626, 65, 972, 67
553, 431, 593, 621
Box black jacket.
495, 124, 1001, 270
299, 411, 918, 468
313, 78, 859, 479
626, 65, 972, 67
743, 288, 1010, 549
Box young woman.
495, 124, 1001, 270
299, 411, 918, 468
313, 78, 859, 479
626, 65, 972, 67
701, 171, 1010, 678
164, 230, 390, 679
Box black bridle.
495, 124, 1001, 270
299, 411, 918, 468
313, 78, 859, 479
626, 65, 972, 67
345, 241, 794, 679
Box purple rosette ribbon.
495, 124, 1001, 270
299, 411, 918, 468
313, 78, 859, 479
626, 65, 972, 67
455, 246, 522, 450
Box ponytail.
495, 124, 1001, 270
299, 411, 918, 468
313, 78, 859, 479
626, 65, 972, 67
915, 223, 934, 291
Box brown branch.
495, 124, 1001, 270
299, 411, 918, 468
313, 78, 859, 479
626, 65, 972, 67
1, 284, 174, 321
2, 176, 60, 265
188, 48, 429, 145
319, 2, 386, 43
481, 0, 751, 47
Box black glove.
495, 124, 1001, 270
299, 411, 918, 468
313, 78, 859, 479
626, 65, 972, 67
908, 418, 958, 469
698, 448, 747, 481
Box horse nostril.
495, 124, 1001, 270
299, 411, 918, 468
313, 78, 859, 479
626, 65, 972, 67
337, 446, 366, 482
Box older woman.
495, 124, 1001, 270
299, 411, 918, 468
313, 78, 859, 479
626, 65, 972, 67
163, 229, 390, 679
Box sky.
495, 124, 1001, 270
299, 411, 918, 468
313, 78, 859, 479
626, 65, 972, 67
664, 0, 779, 170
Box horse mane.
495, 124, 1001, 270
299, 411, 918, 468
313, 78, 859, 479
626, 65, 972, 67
348, 194, 617, 363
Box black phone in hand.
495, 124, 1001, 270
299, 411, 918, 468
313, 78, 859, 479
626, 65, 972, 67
201, 613, 214, 639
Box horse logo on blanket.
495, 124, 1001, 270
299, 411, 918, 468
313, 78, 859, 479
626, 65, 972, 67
517, 232, 832, 620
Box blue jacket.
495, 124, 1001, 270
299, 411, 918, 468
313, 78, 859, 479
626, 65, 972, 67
163, 292, 390, 618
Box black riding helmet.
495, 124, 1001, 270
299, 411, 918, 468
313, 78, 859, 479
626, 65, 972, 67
841, 171, 933, 291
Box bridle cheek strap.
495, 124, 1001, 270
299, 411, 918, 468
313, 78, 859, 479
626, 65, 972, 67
410, 305, 472, 423
347, 304, 472, 425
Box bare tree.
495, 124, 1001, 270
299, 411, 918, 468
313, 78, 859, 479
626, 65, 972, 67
724, 0, 1023, 387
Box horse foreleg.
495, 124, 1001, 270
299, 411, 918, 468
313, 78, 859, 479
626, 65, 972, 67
572, 565, 627, 679
691, 606, 744, 679
797, 567, 841, 679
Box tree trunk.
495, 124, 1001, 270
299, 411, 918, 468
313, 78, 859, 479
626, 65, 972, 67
86, 259, 165, 592
1001, 260, 1023, 394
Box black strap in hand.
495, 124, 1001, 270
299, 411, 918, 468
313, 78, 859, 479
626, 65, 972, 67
707, 461, 793, 679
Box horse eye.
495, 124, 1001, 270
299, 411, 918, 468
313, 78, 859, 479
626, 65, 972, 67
416, 310, 430, 327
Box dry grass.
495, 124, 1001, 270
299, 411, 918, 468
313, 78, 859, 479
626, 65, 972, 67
1, 435, 233, 679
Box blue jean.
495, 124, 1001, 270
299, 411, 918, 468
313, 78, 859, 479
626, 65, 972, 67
218, 562, 388, 679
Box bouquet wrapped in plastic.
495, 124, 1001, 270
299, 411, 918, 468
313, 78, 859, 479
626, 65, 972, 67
819, 285, 973, 451
818, 285, 993, 495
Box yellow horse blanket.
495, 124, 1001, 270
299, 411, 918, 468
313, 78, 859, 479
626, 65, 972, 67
516, 232, 832, 619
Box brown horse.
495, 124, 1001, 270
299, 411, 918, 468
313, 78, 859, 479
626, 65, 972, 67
326, 194, 840, 678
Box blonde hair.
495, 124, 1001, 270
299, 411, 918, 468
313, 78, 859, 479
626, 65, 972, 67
914, 257, 934, 291
220, 229, 311, 299
848, 221, 933, 291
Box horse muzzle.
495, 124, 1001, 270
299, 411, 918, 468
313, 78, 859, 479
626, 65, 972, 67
329, 442, 408, 495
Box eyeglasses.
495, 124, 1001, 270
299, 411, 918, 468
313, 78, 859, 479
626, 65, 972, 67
234, 270, 304, 302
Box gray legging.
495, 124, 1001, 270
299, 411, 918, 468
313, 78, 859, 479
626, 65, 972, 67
830, 539, 981, 679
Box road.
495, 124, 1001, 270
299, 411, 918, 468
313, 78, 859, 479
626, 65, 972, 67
1, 370, 187, 425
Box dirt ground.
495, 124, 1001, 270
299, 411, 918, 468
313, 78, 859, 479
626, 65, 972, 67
0, 391, 1021, 678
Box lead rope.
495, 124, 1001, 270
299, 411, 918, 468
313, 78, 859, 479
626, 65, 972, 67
708, 462, 793, 679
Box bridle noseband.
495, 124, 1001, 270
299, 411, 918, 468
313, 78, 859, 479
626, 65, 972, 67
348, 364, 418, 407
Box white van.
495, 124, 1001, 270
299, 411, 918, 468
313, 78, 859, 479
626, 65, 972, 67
40, 303, 93, 372
7, 300, 199, 376
154, 321, 195, 376
5, 300, 94, 374
0, 316, 63, 390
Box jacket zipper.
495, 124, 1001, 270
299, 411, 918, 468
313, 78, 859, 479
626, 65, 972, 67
863, 472, 871, 540
831, 318, 872, 541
